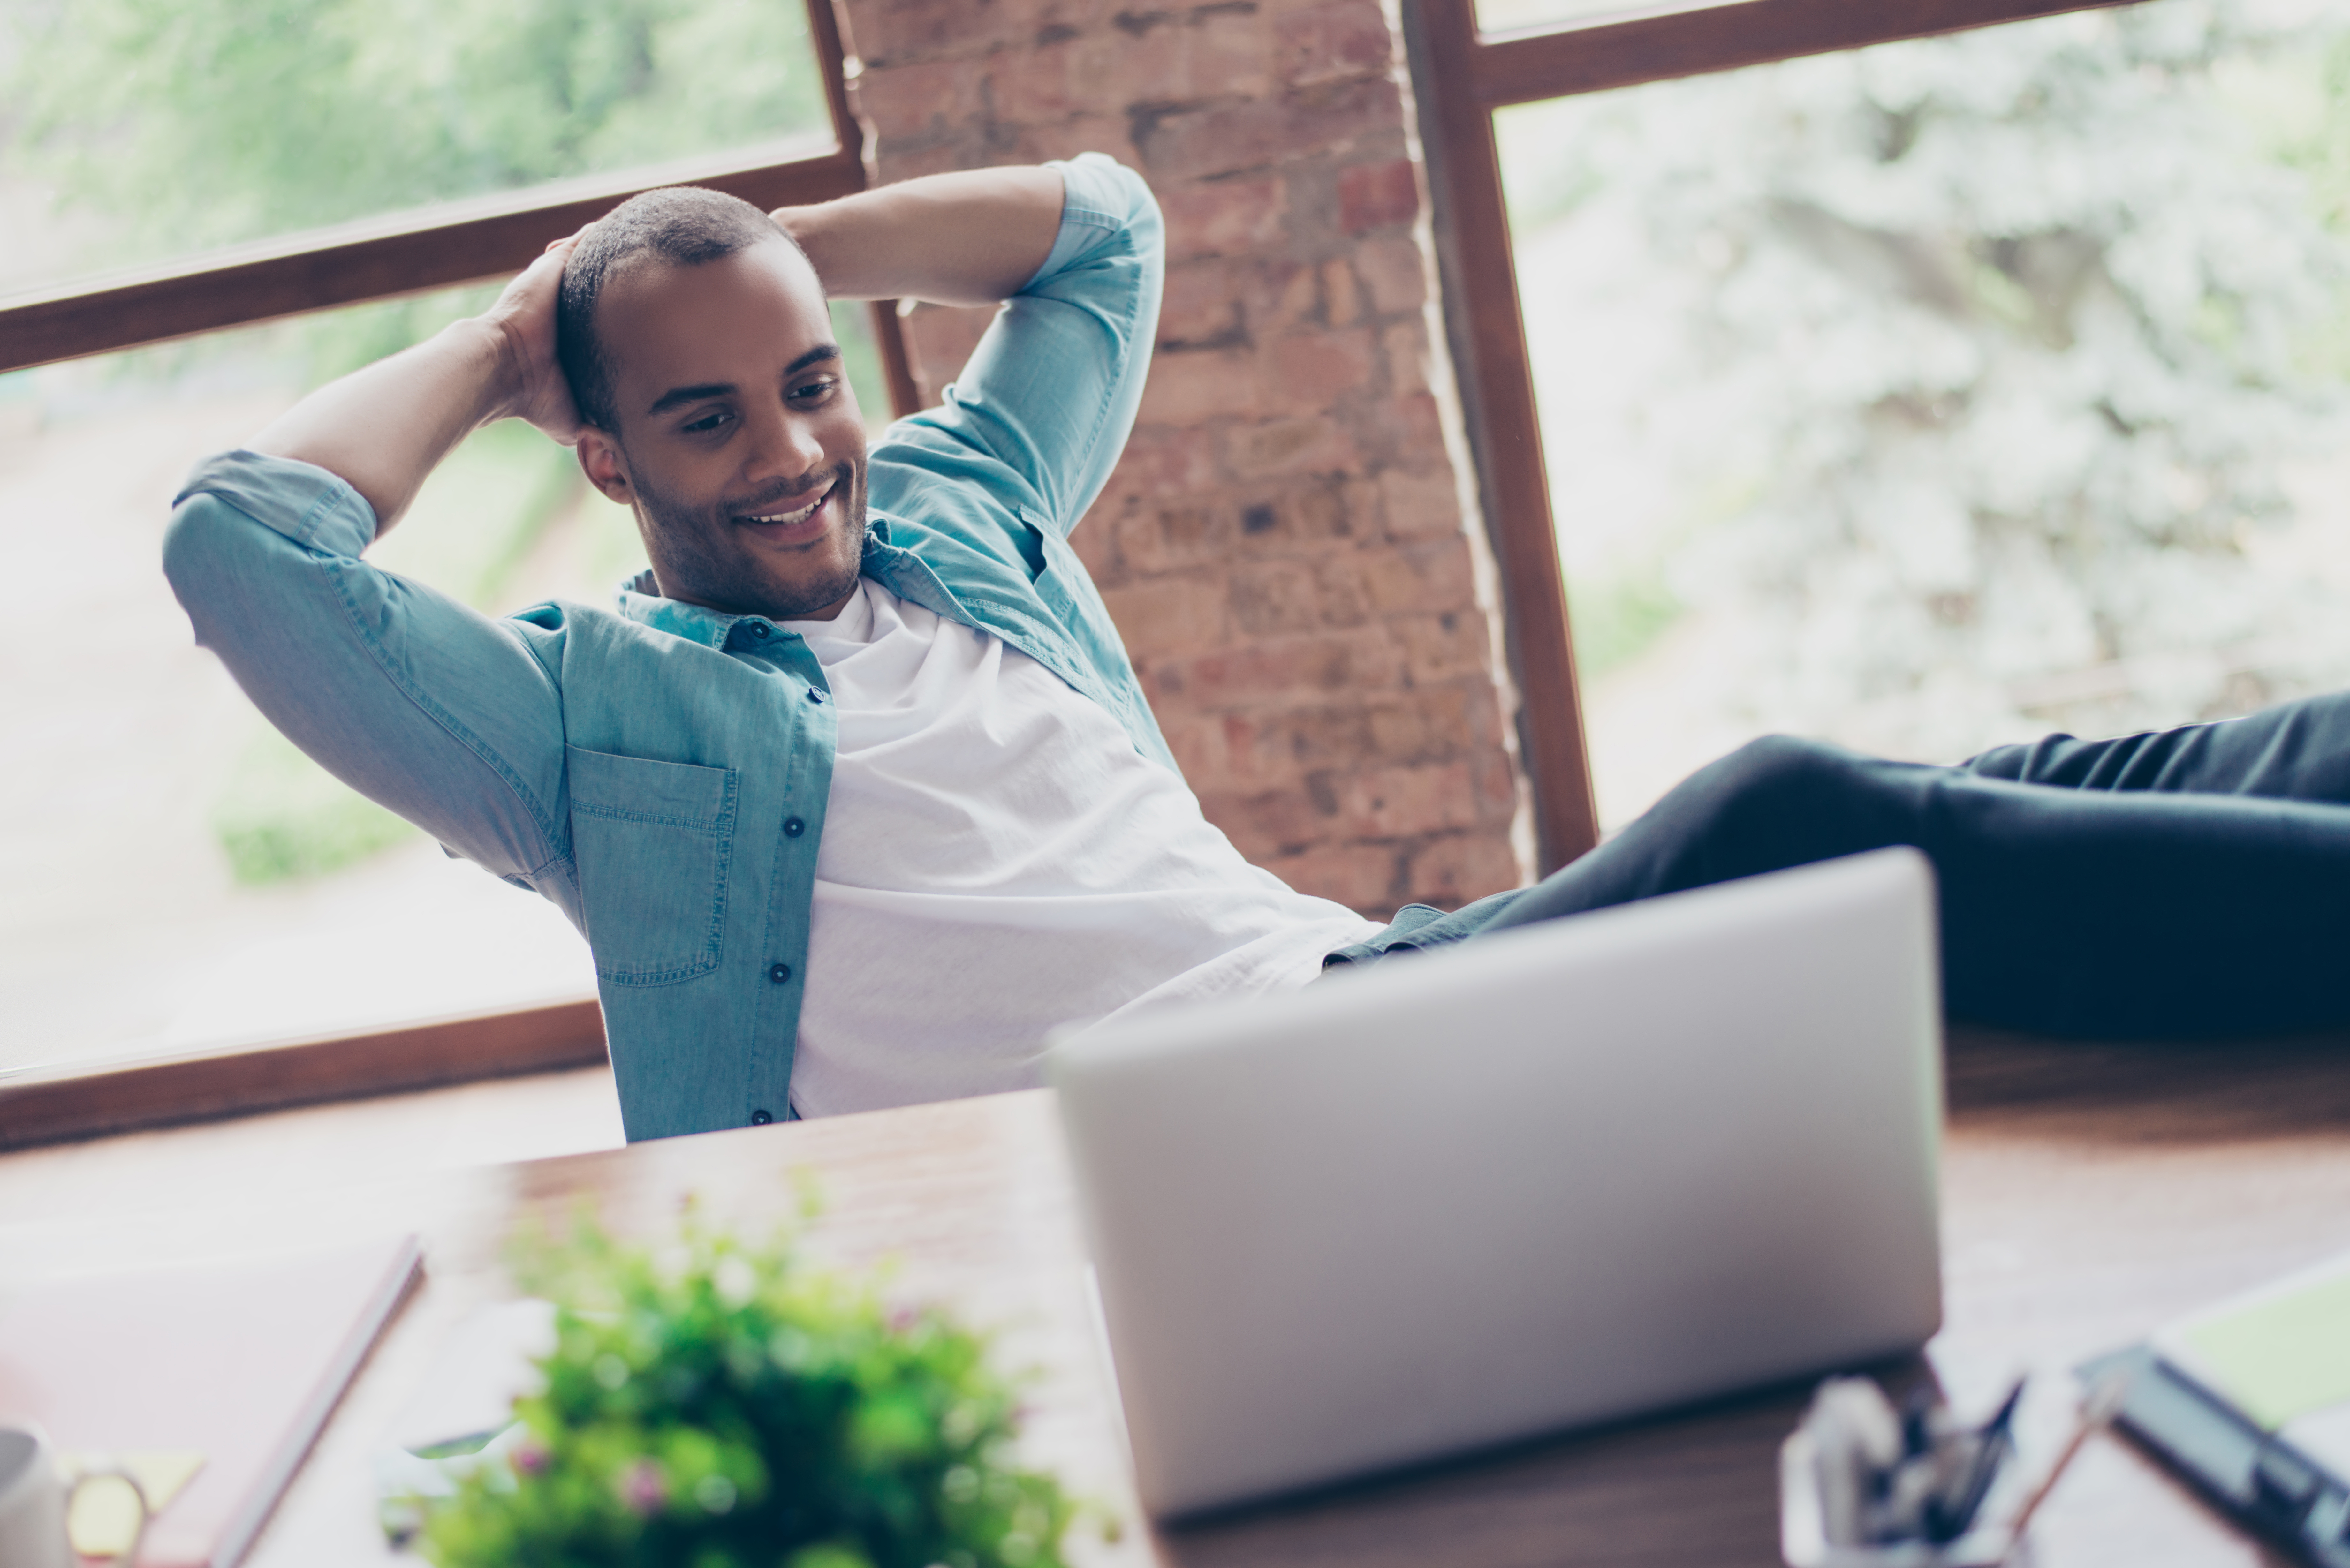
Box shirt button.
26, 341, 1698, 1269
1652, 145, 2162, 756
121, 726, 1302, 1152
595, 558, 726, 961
750, 1109, 773, 1125
806, 687, 824, 703
747, 623, 769, 638
784, 817, 805, 837
768, 962, 792, 984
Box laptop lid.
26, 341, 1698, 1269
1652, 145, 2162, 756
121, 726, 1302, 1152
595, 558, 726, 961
1050, 847, 1945, 1518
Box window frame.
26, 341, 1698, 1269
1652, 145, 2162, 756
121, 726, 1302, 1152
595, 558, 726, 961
1405, 0, 2139, 873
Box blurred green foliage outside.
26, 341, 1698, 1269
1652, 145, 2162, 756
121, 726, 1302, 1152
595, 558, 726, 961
1501, 0, 2350, 784
5, 0, 830, 279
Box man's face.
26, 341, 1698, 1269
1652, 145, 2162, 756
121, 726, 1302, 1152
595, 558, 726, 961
577, 238, 868, 622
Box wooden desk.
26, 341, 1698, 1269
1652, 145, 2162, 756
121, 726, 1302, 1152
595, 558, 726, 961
8, 1027, 2348, 1567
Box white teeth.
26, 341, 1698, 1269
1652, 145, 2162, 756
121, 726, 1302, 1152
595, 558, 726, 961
744, 487, 828, 526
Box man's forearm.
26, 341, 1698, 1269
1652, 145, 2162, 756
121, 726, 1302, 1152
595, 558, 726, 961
776, 166, 1065, 308
247, 235, 579, 536
247, 318, 512, 537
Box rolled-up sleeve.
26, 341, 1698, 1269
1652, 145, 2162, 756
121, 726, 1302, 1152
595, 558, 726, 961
876, 153, 1164, 540
163, 450, 571, 890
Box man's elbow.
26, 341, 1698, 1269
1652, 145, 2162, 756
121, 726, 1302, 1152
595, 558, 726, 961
162, 495, 219, 605
1097, 157, 1164, 259
161, 493, 266, 645
1042, 154, 1164, 279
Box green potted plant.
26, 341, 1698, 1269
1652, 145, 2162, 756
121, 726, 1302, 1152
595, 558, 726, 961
415, 1205, 1092, 1568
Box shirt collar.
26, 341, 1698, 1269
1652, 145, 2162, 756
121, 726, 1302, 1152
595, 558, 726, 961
615, 570, 741, 646
611, 517, 906, 645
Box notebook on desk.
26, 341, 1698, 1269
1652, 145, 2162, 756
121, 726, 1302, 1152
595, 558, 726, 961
2087, 1248, 2350, 1567
0, 1234, 421, 1568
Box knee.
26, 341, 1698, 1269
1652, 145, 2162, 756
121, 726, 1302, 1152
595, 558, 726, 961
1671, 735, 1885, 848
1708, 735, 1864, 808
1565, 734, 1903, 905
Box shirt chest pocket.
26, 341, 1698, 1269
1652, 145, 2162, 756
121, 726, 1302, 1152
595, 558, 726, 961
565, 746, 738, 986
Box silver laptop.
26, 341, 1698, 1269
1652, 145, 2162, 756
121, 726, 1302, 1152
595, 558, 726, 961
1049, 847, 1944, 1519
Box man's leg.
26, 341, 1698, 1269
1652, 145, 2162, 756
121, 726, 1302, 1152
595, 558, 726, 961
1471, 712, 2350, 1039
1960, 689, 2350, 801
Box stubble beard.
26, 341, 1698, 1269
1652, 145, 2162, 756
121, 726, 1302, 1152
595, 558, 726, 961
631, 455, 869, 621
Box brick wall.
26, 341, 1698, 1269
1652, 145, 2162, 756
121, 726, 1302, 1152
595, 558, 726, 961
838, 0, 1531, 916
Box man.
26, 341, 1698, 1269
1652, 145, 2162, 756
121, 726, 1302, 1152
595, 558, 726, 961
168, 157, 1382, 1140
168, 155, 2350, 1142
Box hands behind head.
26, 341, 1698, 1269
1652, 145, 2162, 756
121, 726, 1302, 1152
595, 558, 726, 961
478, 230, 588, 445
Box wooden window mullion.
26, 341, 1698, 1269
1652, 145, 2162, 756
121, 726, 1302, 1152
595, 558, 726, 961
1410, 0, 1601, 872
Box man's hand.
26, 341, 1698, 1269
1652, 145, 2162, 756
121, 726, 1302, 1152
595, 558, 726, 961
773, 165, 1064, 309
479, 232, 586, 444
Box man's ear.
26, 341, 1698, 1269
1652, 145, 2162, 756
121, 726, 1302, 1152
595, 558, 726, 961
576, 429, 633, 503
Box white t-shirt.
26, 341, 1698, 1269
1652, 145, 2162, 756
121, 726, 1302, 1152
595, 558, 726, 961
780, 580, 1382, 1118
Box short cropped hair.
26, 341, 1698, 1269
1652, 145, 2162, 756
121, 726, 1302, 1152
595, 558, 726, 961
556, 186, 803, 433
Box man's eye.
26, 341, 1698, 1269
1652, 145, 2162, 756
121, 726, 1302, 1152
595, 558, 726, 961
682, 410, 733, 435
788, 377, 839, 405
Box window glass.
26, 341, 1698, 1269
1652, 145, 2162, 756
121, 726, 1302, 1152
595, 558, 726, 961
0, 0, 832, 300
1496, 0, 2350, 829
0, 290, 894, 1074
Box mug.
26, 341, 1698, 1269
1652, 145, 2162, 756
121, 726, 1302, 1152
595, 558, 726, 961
0, 1425, 148, 1568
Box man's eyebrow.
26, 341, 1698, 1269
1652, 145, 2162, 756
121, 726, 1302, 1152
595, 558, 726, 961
647, 381, 735, 417
644, 347, 839, 418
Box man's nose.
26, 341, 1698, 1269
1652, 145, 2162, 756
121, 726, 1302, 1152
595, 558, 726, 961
743, 405, 826, 485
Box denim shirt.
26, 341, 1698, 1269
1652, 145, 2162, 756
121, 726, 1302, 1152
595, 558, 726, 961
163, 154, 1169, 1142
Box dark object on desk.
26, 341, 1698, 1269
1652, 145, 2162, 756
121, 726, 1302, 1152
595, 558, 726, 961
1924, 1380, 2022, 1543
1791, 1374, 2025, 1557
2083, 1346, 2350, 1568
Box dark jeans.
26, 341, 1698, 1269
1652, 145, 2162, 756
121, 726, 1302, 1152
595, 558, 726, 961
1327, 691, 2350, 1039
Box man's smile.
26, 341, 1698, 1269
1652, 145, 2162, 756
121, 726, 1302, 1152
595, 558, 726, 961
732, 476, 840, 546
